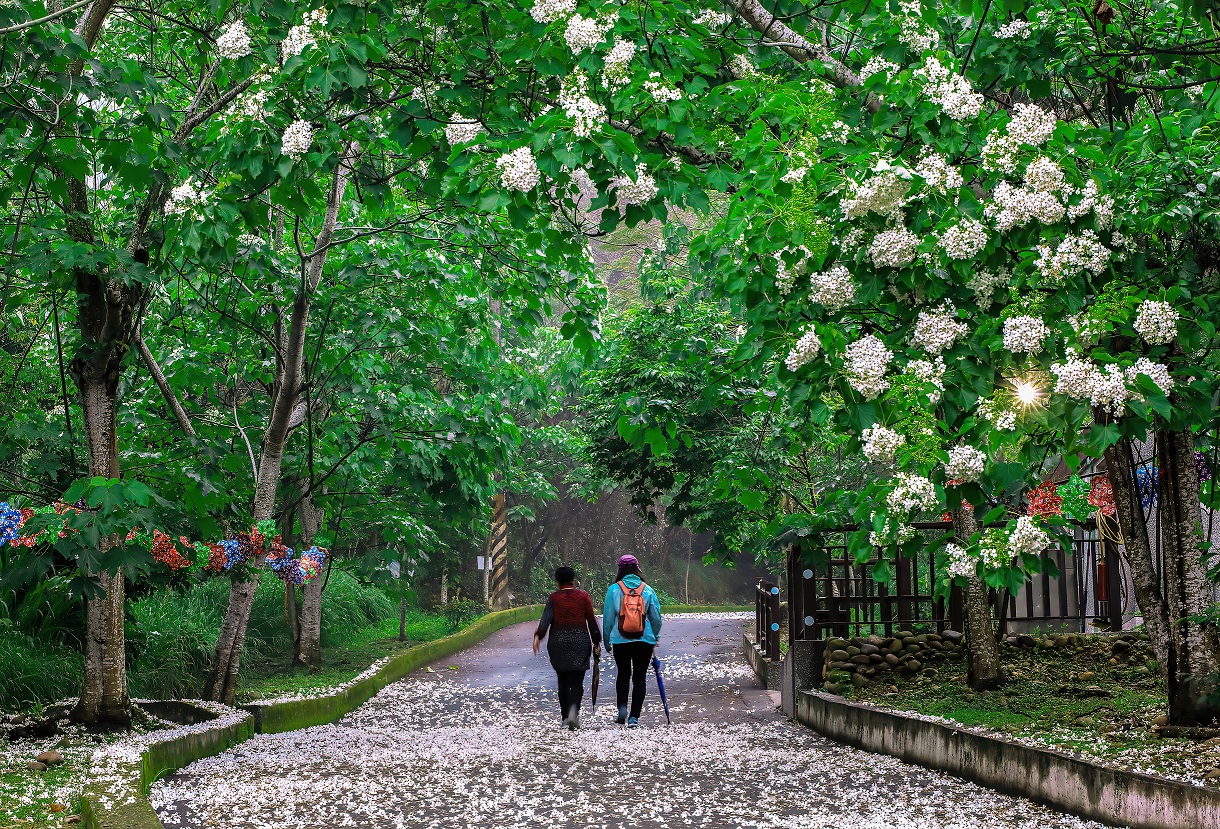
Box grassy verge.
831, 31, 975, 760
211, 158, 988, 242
236, 608, 461, 702
834, 635, 1220, 785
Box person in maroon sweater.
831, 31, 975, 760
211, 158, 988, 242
532, 566, 601, 729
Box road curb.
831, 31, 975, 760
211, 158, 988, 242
81, 605, 541, 829
793, 689, 1220, 829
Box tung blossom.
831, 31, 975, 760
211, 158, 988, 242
862, 425, 905, 465
280, 119, 314, 158
216, 20, 252, 59
868, 226, 920, 268
944, 446, 986, 482
1133, 300, 1179, 345
1002, 315, 1049, 354
843, 334, 893, 399
497, 147, 541, 192
911, 307, 966, 355
785, 325, 822, 371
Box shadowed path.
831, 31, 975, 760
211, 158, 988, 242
153, 614, 1106, 829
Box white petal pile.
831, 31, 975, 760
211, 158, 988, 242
150, 616, 1111, 829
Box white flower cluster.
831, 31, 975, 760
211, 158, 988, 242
564, 13, 614, 53
844, 334, 893, 399
282, 9, 327, 64
774, 252, 798, 296
280, 119, 314, 158
497, 147, 541, 192
692, 9, 731, 27
643, 72, 683, 103
1125, 357, 1174, 397
897, 0, 938, 51
810, 265, 858, 310
985, 181, 1065, 231
939, 217, 989, 260
945, 543, 976, 578
229, 87, 269, 123
728, 53, 757, 79
886, 473, 939, 513
601, 38, 636, 88
782, 166, 809, 184
911, 306, 966, 354
1002, 314, 1049, 354
862, 425, 905, 465
785, 325, 822, 371
870, 515, 917, 546
1066, 179, 1115, 227
996, 18, 1032, 39
559, 71, 606, 138
1133, 300, 1179, 345
569, 167, 598, 204
967, 267, 1010, 305
809, 265, 855, 311
530, 0, 575, 24
1049, 352, 1130, 414
869, 226, 920, 268
445, 115, 485, 145
165, 178, 210, 216
1007, 103, 1057, 146
979, 396, 1018, 431
981, 132, 1021, 175
861, 56, 900, 82
1032, 230, 1110, 284
819, 120, 852, 144
1023, 156, 1064, 193
979, 531, 1010, 569
915, 151, 963, 194
945, 445, 986, 482
916, 57, 983, 121
906, 356, 946, 403
217, 20, 252, 60
1008, 515, 1050, 556
841, 168, 910, 219
611, 167, 659, 205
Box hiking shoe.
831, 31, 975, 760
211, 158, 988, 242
615, 706, 628, 725
567, 707, 580, 731
626, 717, 639, 728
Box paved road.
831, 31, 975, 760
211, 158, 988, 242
153, 614, 1107, 829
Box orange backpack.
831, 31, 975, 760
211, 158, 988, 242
617, 580, 647, 637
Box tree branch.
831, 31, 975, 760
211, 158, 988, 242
135, 328, 196, 438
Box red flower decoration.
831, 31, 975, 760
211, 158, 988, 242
1088, 475, 1117, 517
1026, 481, 1063, 518
150, 529, 191, 570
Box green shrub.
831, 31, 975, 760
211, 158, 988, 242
0, 620, 83, 709
442, 598, 484, 630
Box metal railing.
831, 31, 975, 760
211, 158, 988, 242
755, 579, 782, 660
788, 520, 1128, 644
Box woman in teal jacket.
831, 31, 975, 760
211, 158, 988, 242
602, 554, 663, 727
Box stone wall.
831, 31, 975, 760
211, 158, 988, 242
821, 629, 964, 694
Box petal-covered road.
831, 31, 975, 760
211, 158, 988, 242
153, 613, 1108, 829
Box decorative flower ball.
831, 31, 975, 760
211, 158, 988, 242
1136, 465, 1158, 510
1025, 481, 1063, 518
0, 502, 22, 547
1057, 475, 1091, 522
150, 529, 192, 569
1196, 451, 1213, 484
1087, 475, 1117, 517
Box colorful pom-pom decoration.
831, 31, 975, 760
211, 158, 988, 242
1196, 451, 1213, 484
149, 529, 192, 570
1087, 475, 1117, 517
1025, 481, 1063, 518
267, 539, 327, 585
0, 502, 22, 547
1058, 475, 1091, 522
1136, 464, 1158, 510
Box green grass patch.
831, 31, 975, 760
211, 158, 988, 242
834, 635, 1220, 781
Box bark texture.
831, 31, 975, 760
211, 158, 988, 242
1105, 430, 1220, 724
205, 147, 356, 702
952, 507, 1003, 691
294, 493, 324, 666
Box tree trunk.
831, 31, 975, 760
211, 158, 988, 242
440, 569, 449, 605
1105, 430, 1220, 724
68, 269, 133, 727
952, 507, 1003, 690
294, 493, 324, 666
399, 595, 409, 642
204, 146, 356, 703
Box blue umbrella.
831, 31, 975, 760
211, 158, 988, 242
652, 655, 672, 725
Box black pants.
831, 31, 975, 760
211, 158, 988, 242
555, 670, 586, 719
613, 642, 655, 718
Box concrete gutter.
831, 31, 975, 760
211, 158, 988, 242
794, 689, 1220, 829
